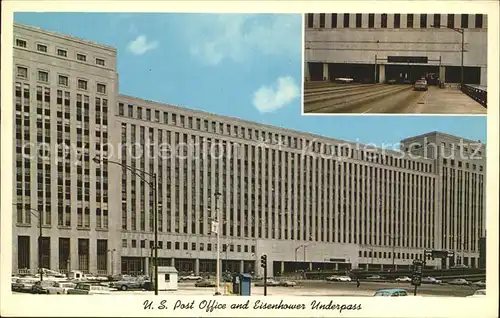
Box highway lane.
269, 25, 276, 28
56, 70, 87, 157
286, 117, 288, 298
286, 280, 481, 297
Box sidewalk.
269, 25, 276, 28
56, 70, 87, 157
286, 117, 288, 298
413, 86, 487, 114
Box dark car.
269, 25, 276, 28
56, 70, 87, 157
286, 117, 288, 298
31, 280, 57, 294
195, 279, 216, 287
109, 278, 147, 291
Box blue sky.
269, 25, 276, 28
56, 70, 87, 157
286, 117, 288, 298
14, 13, 486, 146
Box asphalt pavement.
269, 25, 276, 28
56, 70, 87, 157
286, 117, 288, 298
303, 84, 487, 114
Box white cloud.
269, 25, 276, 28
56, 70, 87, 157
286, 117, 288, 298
253, 76, 300, 113
185, 14, 301, 65
127, 35, 159, 55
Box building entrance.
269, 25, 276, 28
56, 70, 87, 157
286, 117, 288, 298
385, 64, 439, 84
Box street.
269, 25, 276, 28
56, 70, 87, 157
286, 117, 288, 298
13, 281, 481, 297
303, 83, 487, 114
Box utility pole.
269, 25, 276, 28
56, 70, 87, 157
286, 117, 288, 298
214, 192, 222, 296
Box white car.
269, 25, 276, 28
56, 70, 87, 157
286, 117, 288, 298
336, 276, 352, 282
468, 289, 486, 297
472, 281, 486, 288
396, 276, 412, 282
179, 274, 202, 281
46, 282, 77, 294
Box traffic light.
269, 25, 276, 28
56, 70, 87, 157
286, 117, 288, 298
260, 254, 267, 268
411, 274, 421, 286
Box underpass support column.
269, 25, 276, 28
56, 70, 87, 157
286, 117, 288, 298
304, 62, 310, 82
379, 64, 386, 83
480, 66, 487, 87
439, 66, 446, 83
323, 63, 329, 81
195, 258, 200, 275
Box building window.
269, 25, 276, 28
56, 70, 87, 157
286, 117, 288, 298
96, 58, 106, 66
97, 83, 106, 94
57, 49, 68, 57
475, 14, 483, 28
58, 75, 69, 87
461, 14, 469, 28
307, 13, 313, 28
368, 14, 375, 28
407, 14, 414, 28
447, 14, 455, 29
17, 66, 28, 79
394, 14, 401, 28
331, 13, 338, 28
343, 13, 350, 27
38, 70, 49, 82
122, 239, 127, 248
355, 14, 362, 28
16, 39, 27, 48
420, 14, 427, 28
78, 79, 88, 90
37, 44, 47, 52
433, 14, 441, 28
77, 53, 87, 62
319, 13, 325, 28
381, 14, 388, 28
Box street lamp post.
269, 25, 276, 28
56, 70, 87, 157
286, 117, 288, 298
93, 156, 159, 295
213, 192, 222, 295
432, 24, 465, 86
15, 206, 43, 282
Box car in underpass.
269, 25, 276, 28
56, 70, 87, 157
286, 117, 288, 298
414, 79, 428, 91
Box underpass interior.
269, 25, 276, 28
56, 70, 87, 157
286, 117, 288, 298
384, 64, 439, 84
445, 66, 481, 84
329, 63, 375, 83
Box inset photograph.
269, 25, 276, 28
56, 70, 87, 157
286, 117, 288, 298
303, 13, 488, 114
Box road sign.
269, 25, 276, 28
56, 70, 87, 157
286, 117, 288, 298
387, 56, 428, 64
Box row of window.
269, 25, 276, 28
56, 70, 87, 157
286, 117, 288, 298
307, 13, 485, 30
15, 38, 107, 67
122, 238, 257, 254
15, 65, 107, 93
442, 158, 483, 171
117, 109, 434, 173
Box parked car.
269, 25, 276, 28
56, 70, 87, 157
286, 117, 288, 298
67, 282, 111, 294
448, 278, 470, 286
109, 278, 145, 291
395, 276, 412, 283
46, 282, 77, 294
278, 279, 297, 287
374, 288, 409, 297
422, 277, 442, 285
451, 264, 469, 269
254, 279, 280, 287
12, 277, 38, 292
329, 275, 351, 282
179, 274, 202, 281
414, 79, 428, 91
472, 281, 486, 288
31, 280, 57, 294
366, 275, 382, 280
195, 279, 216, 287
467, 289, 486, 297
326, 275, 339, 282
386, 79, 397, 84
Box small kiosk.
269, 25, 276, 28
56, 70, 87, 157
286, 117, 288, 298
157, 266, 178, 291
232, 273, 252, 296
